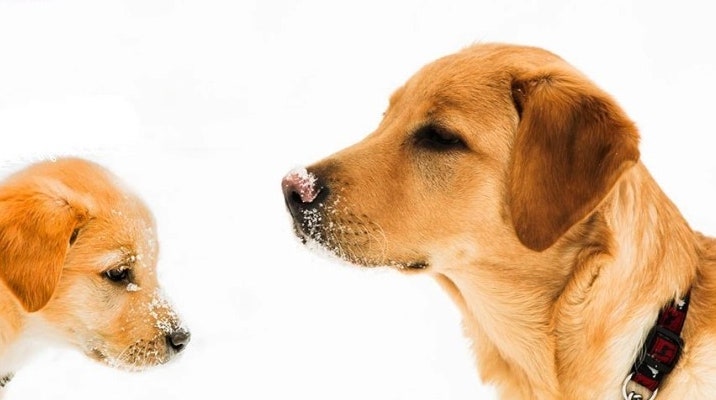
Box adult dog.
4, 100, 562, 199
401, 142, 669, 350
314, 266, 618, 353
282, 43, 716, 398
0, 158, 189, 398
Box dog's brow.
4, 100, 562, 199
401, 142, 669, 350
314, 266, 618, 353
95, 251, 128, 269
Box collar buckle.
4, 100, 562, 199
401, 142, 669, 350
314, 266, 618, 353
623, 293, 691, 399
635, 325, 684, 378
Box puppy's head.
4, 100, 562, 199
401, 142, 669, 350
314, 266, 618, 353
0, 158, 189, 371
282, 43, 639, 271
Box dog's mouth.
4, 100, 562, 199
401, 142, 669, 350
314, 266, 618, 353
85, 336, 178, 372
287, 205, 430, 272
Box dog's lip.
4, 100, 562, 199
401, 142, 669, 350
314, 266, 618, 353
390, 260, 429, 271
87, 347, 107, 361
406, 261, 429, 269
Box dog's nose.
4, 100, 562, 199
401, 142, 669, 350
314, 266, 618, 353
282, 168, 319, 203
166, 329, 191, 353
282, 168, 325, 217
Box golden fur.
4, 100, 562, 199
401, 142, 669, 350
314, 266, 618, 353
0, 158, 188, 396
283, 43, 716, 398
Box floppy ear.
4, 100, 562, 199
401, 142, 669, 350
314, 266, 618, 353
0, 186, 88, 312
508, 70, 640, 251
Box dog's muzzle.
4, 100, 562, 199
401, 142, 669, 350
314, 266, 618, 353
281, 166, 429, 270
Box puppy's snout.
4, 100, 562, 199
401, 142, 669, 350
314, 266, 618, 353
282, 168, 326, 217
166, 328, 191, 354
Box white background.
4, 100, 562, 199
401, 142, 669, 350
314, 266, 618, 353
1, 0, 716, 399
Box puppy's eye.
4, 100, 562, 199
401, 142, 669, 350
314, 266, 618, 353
105, 266, 130, 283
414, 125, 466, 151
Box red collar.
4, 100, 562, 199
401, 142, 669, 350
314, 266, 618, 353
623, 292, 690, 399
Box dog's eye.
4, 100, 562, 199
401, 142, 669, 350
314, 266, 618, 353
69, 228, 80, 246
105, 266, 130, 283
414, 125, 466, 151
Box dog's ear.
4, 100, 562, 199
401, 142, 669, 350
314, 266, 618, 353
508, 70, 640, 251
0, 183, 88, 312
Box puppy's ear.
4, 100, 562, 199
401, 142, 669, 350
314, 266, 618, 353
508, 70, 640, 251
0, 184, 88, 312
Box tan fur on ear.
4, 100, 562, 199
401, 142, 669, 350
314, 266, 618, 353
509, 70, 640, 251
0, 183, 88, 312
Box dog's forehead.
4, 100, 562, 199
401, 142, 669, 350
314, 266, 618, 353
389, 53, 502, 115
105, 197, 158, 255
74, 167, 159, 266
381, 44, 571, 133
65, 196, 158, 273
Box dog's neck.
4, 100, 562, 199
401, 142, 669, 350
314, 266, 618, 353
551, 163, 697, 397
436, 163, 698, 399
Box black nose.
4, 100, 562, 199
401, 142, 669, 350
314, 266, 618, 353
281, 168, 326, 219
166, 329, 191, 353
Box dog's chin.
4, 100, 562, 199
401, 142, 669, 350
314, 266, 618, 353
84, 341, 174, 372
295, 229, 430, 273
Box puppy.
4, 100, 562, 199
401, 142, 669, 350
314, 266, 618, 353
0, 158, 189, 397
282, 43, 716, 398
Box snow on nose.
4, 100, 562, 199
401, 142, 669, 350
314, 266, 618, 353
282, 167, 319, 204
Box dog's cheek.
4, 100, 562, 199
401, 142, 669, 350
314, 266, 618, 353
36, 276, 121, 348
